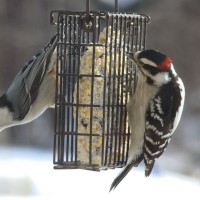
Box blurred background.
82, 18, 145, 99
0, 0, 200, 199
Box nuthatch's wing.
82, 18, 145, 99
5, 34, 57, 120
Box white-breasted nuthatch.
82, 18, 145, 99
0, 34, 58, 132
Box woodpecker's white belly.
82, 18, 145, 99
127, 70, 158, 164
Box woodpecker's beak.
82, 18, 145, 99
126, 52, 134, 60
126, 51, 140, 64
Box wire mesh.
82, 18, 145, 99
50, 11, 150, 171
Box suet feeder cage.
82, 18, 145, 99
51, 0, 150, 171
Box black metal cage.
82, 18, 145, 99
51, 9, 150, 171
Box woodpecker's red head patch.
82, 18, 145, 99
158, 57, 172, 70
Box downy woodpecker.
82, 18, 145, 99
110, 49, 185, 190
0, 34, 58, 132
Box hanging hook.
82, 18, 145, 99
86, 0, 90, 22
115, 0, 119, 13
79, 0, 94, 32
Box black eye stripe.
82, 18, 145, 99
142, 64, 161, 75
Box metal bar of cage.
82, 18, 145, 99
51, 10, 150, 171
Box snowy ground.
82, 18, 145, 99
0, 146, 199, 200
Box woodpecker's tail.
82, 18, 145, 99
109, 162, 135, 192
110, 154, 143, 191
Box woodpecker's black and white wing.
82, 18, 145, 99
144, 77, 184, 176
4, 34, 57, 120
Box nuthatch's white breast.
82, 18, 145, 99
0, 34, 58, 132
